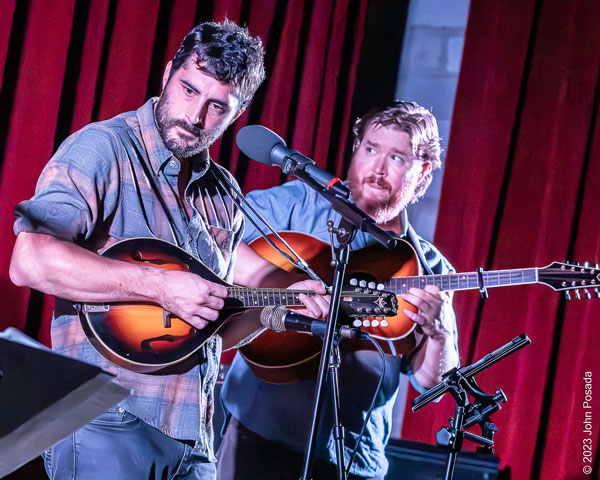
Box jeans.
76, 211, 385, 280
44, 407, 216, 480
216, 417, 384, 480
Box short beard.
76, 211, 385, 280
348, 172, 417, 225
155, 93, 226, 159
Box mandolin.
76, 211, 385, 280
239, 232, 599, 383
78, 237, 398, 374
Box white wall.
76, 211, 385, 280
391, 0, 470, 439
396, 0, 471, 243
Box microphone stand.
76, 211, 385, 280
297, 181, 398, 480
411, 334, 531, 480
299, 218, 354, 480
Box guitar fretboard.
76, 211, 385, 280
385, 268, 538, 294
227, 287, 313, 307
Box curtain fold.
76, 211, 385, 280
400, 1, 600, 478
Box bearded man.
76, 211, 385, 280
217, 101, 459, 480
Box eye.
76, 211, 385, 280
210, 103, 226, 113
183, 85, 195, 97
365, 146, 377, 155
391, 154, 406, 163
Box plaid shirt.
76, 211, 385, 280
14, 98, 244, 460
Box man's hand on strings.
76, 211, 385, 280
290, 279, 331, 320
400, 285, 453, 343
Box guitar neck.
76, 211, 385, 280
227, 287, 313, 308
385, 268, 539, 294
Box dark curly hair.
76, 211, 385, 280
352, 101, 442, 202
171, 20, 265, 108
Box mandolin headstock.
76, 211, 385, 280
538, 261, 600, 300
339, 282, 398, 320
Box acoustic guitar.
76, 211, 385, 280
240, 231, 599, 383
78, 237, 398, 374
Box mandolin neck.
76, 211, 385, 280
227, 287, 314, 308
385, 268, 539, 294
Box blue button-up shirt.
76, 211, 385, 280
14, 98, 244, 461
221, 180, 456, 477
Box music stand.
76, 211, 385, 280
0, 328, 129, 478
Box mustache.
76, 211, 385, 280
362, 175, 391, 190
170, 119, 205, 138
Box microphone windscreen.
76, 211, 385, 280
236, 125, 286, 166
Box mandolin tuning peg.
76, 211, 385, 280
368, 281, 376, 290
376, 283, 384, 290
595, 288, 600, 299
575, 289, 581, 300
573, 261, 580, 266
584, 261, 590, 268
565, 291, 571, 301
349, 278, 358, 286
585, 290, 592, 299
359, 280, 367, 288
353, 319, 362, 327
596, 263, 599, 270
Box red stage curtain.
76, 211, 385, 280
400, 1, 600, 478
0, 0, 368, 345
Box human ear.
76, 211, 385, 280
161, 61, 173, 91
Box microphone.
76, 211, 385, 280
237, 125, 350, 199
260, 306, 367, 340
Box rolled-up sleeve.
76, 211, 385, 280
14, 127, 121, 242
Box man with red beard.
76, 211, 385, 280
217, 101, 460, 480
9, 20, 328, 480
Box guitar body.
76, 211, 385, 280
240, 232, 422, 383
80, 238, 239, 374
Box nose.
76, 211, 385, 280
371, 153, 387, 176
188, 101, 208, 127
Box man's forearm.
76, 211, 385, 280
10, 232, 165, 303
411, 334, 459, 389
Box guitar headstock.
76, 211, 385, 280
538, 261, 600, 299
339, 282, 398, 319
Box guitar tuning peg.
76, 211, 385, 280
368, 281, 376, 290
349, 278, 358, 286
573, 261, 580, 266
359, 280, 367, 288
584, 261, 590, 268
565, 291, 571, 301
371, 319, 380, 327
596, 263, 599, 270
376, 283, 384, 290
585, 290, 592, 299
575, 289, 581, 300
353, 319, 362, 327
595, 288, 600, 299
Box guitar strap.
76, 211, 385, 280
406, 221, 435, 276
403, 217, 434, 362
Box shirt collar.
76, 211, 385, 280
136, 97, 172, 174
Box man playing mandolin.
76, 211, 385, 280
9, 20, 329, 480
217, 101, 460, 480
